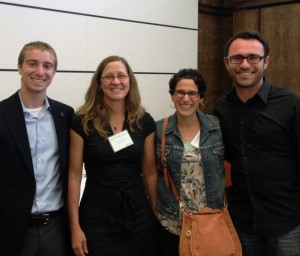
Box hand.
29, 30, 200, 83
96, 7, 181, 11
71, 227, 89, 256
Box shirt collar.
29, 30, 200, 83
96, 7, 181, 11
257, 78, 270, 104
226, 77, 271, 104
18, 90, 51, 112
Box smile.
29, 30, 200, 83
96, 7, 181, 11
110, 87, 123, 91
32, 78, 46, 83
180, 103, 192, 109
238, 71, 253, 76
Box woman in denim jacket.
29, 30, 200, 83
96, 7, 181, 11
155, 69, 225, 256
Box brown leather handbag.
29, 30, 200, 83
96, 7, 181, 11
160, 117, 242, 256
179, 207, 242, 256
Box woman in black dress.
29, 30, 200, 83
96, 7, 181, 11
68, 56, 158, 256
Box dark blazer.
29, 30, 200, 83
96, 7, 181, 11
0, 91, 74, 256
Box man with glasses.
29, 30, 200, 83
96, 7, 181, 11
214, 30, 300, 255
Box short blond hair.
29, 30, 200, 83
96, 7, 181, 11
18, 41, 58, 70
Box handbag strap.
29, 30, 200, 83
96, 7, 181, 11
161, 117, 180, 201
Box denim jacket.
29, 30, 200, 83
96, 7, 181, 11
155, 110, 225, 219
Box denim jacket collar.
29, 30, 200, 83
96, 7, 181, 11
165, 110, 219, 145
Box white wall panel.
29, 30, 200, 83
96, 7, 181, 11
0, 0, 198, 121
0, 0, 86, 13
86, 0, 197, 28
0, 72, 20, 96
0, 5, 87, 70
85, 19, 197, 72
137, 74, 172, 121
1, 0, 197, 28
47, 73, 91, 109
0, 5, 197, 72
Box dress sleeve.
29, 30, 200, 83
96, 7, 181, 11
71, 115, 86, 139
141, 112, 156, 137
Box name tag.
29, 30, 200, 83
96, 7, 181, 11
108, 129, 134, 152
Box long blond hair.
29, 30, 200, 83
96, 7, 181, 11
76, 56, 145, 137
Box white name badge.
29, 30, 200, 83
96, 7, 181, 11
108, 129, 134, 153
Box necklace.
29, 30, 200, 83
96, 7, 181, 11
110, 123, 123, 133
110, 114, 125, 134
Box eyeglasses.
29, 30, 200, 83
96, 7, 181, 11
173, 90, 199, 98
101, 74, 129, 82
227, 55, 265, 64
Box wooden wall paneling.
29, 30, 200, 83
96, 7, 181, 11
198, 14, 232, 113
233, 0, 299, 10
261, 3, 300, 91
222, 16, 236, 96
223, 0, 233, 8
233, 9, 260, 33
198, 0, 300, 113
198, 0, 234, 113
198, 0, 231, 8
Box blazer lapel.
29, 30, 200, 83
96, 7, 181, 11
48, 99, 67, 173
2, 92, 35, 176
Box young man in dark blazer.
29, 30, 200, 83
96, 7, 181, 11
0, 41, 74, 256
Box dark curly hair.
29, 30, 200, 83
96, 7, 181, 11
169, 68, 207, 98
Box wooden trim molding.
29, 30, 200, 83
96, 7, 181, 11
198, 4, 232, 17
198, 0, 298, 15
234, 0, 299, 11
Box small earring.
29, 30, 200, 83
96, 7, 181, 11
199, 102, 204, 111
170, 101, 175, 109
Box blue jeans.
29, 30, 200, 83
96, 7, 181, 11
239, 225, 300, 256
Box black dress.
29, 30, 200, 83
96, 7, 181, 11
71, 112, 157, 256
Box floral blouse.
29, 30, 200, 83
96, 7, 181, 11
157, 131, 207, 235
